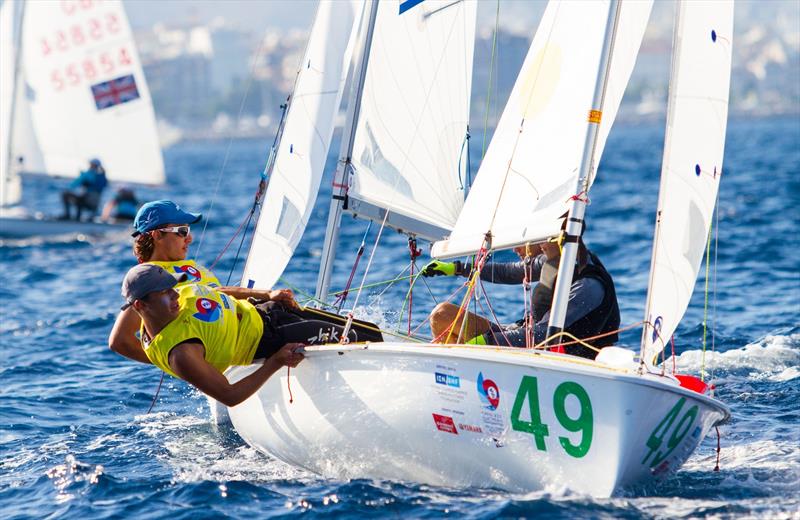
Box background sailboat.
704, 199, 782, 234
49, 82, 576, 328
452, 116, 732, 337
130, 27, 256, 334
0, 0, 164, 237
219, 0, 733, 496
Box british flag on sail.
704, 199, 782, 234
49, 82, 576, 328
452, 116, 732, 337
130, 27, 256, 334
91, 74, 141, 110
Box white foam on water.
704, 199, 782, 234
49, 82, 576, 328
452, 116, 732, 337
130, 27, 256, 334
45, 454, 104, 504
668, 333, 800, 381
133, 409, 315, 485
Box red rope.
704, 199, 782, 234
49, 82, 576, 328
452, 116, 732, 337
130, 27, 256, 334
287, 366, 293, 404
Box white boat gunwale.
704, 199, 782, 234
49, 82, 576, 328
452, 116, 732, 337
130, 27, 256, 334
293, 341, 731, 424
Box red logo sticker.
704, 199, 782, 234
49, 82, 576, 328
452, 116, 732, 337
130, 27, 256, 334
433, 413, 458, 435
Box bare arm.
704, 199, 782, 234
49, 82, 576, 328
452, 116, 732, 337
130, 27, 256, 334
168, 341, 305, 407
218, 287, 298, 308
108, 307, 151, 364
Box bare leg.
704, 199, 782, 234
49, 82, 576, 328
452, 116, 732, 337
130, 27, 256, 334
430, 302, 491, 344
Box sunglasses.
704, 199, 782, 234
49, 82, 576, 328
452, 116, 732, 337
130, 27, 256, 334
158, 225, 191, 237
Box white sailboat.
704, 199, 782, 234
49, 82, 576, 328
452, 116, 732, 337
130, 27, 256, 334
0, 0, 164, 238
221, 0, 733, 496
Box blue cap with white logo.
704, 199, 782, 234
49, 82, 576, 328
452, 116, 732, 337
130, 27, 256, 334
132, 200, 202, 237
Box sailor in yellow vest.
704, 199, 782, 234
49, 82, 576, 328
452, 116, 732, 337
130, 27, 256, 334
109, 200, 296, 364
120, 263, 305, 406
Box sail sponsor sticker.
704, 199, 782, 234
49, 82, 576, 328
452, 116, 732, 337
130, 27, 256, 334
588, 109, 602, 124
431, 365, 466, 404
477, 372, 500, 410
432, 414, 458, 435
477, 371, 506, 436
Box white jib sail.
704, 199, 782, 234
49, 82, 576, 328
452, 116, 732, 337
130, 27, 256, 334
1, 0, 22, 207
432, 0, 652, 259
642, 1, 734, 364
348, 0, 478, 241
241, 0, 364, 290
19, 0, 164, 185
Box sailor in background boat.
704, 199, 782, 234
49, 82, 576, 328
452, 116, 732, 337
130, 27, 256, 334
108, 200, 298, 364
101, 186, 139, 221
119, 264, 305, 407
424, 219, 620, 359
59, 158, 108, 221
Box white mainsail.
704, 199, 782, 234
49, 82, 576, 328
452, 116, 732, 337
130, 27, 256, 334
13, 0, 164, 185
432, 0, 652, 259
641, 1, 734, 364
241, 0, 363, 290
1, 0, 22, 207
346, 0, 477, 241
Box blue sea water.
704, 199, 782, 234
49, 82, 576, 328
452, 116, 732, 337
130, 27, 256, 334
1, 115, 798, 519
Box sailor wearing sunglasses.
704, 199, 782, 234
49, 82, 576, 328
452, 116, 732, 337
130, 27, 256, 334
109, 200, 297, 365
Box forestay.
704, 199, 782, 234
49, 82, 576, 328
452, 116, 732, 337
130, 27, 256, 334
432, 0, 652, 259
16, 0, 163, 184
641, 1, 734, 364
347, 0, 477, 241
241, 0, 363, 289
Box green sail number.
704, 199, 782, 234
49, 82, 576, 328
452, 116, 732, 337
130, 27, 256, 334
510, 375, 549, 451
642, 397, 699, 467
510, 376, 594, 458
553, 382, 593, 458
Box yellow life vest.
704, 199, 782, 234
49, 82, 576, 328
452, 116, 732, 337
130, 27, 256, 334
142, 284, 263, 378
146, 259, 221, 288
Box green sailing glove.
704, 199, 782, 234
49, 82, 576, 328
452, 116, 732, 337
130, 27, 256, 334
422, 260, 463, 277
465, 334, 487, 345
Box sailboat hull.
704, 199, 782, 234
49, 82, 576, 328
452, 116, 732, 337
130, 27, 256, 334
223, 343, 728, 496
0, 213, 128, 238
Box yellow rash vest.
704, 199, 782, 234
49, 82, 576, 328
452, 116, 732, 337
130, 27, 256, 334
146, 259, 221, 288
142, 284, 263, 378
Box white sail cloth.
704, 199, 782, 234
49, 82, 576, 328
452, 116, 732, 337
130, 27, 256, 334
347, 0, 477, 240
2, 0, 164, 186
1, 0, 23, 207
432, 0, 652, 259
241, 0, 363, 289
642, 1, 734, 364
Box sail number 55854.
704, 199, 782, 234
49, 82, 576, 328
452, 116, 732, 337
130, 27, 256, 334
510, 376, 593, 458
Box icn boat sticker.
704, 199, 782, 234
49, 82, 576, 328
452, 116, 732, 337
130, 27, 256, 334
175, 264, 202, 282
193, 298, 221, 322
477, 372, 500, 410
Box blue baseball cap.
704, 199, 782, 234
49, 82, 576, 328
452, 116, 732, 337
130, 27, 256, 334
132, 200, 202, 237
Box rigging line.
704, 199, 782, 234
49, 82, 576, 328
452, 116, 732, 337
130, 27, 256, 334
145, 373, 164, 414
701, 213, 714, 382
224, 208, 257, 286
481, 0, 500, 159
335, 221, 373, 311
711, 194, 720, 389
485, 2, 562, 234
342, 209, 392, 341
194, 35, 268, 260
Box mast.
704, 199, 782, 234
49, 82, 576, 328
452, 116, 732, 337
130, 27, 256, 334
640, 1, 683, 364
546, 0, 621, 342
315, 0, 379, 303
2, 1, 25, 207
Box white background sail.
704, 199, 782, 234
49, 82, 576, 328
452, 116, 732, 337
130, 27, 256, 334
642, 1, 734, 363
17, 0, 163, 184
433, 0, 652, 258
242, 0, 363, 289
348, 0, 477, 240
1, 0, 22, 206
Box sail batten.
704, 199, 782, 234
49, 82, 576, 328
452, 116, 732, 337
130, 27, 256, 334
641, 0, 734, 364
